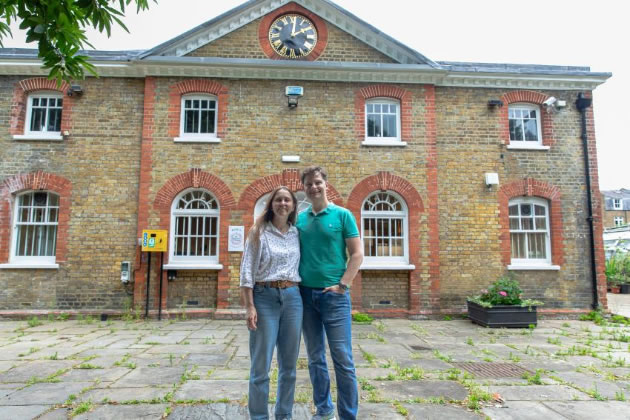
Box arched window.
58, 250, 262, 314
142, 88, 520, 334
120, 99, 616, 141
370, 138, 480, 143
254, 191, 310, 220
170, 189, 219, 264
361, 191, 408, 264
509, 197, 551, 265
178, 94, 218, 141
11, 191, 59, 264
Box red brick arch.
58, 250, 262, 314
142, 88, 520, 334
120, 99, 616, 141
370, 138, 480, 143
498, 178, 564, 266
346, 171, 425, 312
238, 168, 344, 231
9, 78, 74, 136
500, 90, 555, 146
258, 2, 328, 61
167, 79, 229, 139
0, 171, 72, 263
354, 84, 413, 142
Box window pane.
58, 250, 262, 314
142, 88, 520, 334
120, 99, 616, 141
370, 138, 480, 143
521, 217, 533, 230
534, 205, 545, 216
510, 119, 523, 140
48, 194, 59, 206
524, 119, 538, 141
31, 108, 45, 131
535, 217, 546, 230
367, 115, 377, 137
48, 108, 62, 132
383, 114, 396, 137
508, 205, 518, 216
520, 204, 531, 216
509, 217, 520, 230
184, 110, 197, 133
392, 239, 403, 256
367, 104, 373, 113
511, 232, 525, 259
527, 232, 546, 259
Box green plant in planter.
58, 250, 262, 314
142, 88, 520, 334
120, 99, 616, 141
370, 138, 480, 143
467, 274, 543, 308
606, 254, 630, 287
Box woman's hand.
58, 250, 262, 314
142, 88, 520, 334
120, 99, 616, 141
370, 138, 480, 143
246, 305, 258, 331
323, 284, 346, 294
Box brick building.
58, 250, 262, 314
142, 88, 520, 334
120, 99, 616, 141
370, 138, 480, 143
601, 189, 630, 229
0, 0, 611, 317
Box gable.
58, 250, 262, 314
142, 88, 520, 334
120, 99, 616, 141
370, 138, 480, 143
185, 15, 395, 64
144, 0, 436, 66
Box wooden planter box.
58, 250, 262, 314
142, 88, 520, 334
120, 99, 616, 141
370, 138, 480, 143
621, 284, 630, 294
467, 301, 537, 328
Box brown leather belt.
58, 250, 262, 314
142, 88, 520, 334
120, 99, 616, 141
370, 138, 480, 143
256, 280, 298, 289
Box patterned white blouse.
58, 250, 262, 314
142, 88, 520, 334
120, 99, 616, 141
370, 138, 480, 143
239, 223, 302, 288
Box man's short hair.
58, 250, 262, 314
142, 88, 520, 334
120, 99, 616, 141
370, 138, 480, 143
301, 166, 328, 184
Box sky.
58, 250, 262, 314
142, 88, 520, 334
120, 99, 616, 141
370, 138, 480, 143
5, 0, 628, 190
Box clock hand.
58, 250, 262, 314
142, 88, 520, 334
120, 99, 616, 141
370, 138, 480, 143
291, 17, 297, 37
294, 26, 313, 36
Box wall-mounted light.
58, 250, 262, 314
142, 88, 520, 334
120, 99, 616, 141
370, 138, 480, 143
67, 85, 83, 97
167, 270, 177, 281
286, 86, 303, 108
485, 172, 499, 190
487, 99, 504, 109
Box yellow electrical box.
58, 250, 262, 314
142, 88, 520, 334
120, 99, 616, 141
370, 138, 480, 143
142, 230, 168, 252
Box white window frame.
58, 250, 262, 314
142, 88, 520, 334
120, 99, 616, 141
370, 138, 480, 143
8, 191, 59, 268
362, 98, 406, 147
165, 188, 222, 270
615, 216, 625, 227
174, 94, 220, 143
507, 197, 559, 270
613, 198, 622, 210
13, 91, 63, 141
507, 103, 548, 150
360, 191, 413, 269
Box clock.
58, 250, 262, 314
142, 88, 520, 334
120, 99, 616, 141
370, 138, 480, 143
268, 14, 318, 59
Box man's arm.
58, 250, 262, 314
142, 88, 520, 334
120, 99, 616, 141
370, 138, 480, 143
324, 236, 363, 293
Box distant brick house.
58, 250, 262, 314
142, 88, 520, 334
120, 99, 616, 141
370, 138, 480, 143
601, 189, 630, 229
0, 0, 611, 317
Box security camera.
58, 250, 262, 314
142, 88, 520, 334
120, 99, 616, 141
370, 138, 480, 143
542, 97, 557, 107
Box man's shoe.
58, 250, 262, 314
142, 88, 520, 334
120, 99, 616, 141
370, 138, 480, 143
312, 413, 336, 420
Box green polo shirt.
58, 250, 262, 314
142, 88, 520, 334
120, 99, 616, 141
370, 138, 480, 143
296, 203, 359, 288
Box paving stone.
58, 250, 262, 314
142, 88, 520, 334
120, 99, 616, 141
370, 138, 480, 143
552, 371, 626, 399
357, 343, 413, 358
209, 369, 250, 380
145, 344, 225, 355
0, 404, 50, 419
228, 356, 252, 369
404, 403, 484, 419
112, 366, 185, 387
356, 367, 395, 379
396, 357, 454, 371
79, 387, 170, 403
357, 402, 405, 418
486, 385, 592, 401
520, 360, 577, 373
0, 382, 93, 405
482, 400, 571, 419
375, 380, 468, 401
74, 403, 167, 420
542, 401, 630, 420
0, 360, 75, 383
182, 353, 230, 367
175, 379, 249, 401
58, 367, 130, 383
168, 403, 250, 419
38, 407, 72, 419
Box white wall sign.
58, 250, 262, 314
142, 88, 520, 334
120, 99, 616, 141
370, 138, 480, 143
228, 226, 245, 252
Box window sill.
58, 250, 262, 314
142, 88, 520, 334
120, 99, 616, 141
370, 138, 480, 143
173, 137, 221, 143
508, 264, 560, 271
13, 134, 63, 141
506, 144, 550, 151
0, 263, 59, 269
361, 139, 407, 147
360, 264, 415, 271
163, 263, 223, 270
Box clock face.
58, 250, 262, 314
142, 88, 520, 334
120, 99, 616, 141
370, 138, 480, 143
268, 14, 318, 59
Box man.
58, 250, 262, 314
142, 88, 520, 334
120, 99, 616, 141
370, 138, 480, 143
296, 166, 363, 420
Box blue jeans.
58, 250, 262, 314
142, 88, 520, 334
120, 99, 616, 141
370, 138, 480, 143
300, 286, 358, 420
249, 284, 303, 420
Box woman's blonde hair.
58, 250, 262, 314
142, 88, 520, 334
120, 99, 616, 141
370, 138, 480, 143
249, 186, 298, 245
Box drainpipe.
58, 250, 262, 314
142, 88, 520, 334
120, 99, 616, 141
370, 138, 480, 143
575, 92, 599, 309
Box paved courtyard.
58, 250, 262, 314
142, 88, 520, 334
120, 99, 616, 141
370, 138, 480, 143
0, 298, 629, 419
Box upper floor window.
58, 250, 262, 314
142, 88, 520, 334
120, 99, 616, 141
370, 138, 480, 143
23, 92, 63, 139
361, 191, 408, 265
170, 189, 219, 264
613, 198, 622, 210
509, 197, 551, 265
615, 217, 625, 227
364, 99, 404, 146
178, 95, 218, 142
508, 104, 542, 147
11, 191, 59, 264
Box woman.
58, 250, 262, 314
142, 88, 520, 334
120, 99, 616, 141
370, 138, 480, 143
240, 186, 303, 420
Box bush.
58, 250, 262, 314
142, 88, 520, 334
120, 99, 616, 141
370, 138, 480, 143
352, 312, 374, 324
468, 274, 543, 308
606, 254, 630, 286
